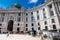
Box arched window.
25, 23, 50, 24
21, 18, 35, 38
18, 13, 21, 16
45, 26, 48, 30
26, 24, 28, 27
38, 22, 40, 26
17, 23, 19, 26
31, 23, 34, 26
38, 27, 40, 30
26, 28, 28, 31
53, 24, 56, 29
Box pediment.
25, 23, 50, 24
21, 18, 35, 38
7, 3, 24, 11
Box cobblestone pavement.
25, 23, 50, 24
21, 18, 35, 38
0, 34, 41, 40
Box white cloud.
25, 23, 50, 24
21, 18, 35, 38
29, 0, 38, 3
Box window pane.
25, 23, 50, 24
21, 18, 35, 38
38, 27, 40, 30
32, 28, 34, 30
0, 24, 2, 26
31, 16, 34, 21
18, 17, 20, 22
37, 10, 39, 13
26, 24, 28, 27
43, 8, 45, 11
38, 22, 40, 26
44, 21, 47, 25
45, 26, 48, 30
17, 23, 19, 26
26, 17, 28, 22
51, 19, 55, 23
43, 13, 46, 19
17, 28, 20, 32
26, 28, 28, 31
31, 12, 33, 15
31, 23, 34, 26
53, 25, 56, 29
37, 15, 40, 20
26, 13, 28, 16
50, 11, 54, 16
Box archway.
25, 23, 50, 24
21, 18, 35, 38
7, 20, 14, 32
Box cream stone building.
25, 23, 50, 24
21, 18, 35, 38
0, 0, 60, 34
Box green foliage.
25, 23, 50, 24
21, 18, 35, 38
15, 3, 22, 9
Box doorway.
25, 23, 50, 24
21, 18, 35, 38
7, 20, 14, 32
17, 28, 20, 32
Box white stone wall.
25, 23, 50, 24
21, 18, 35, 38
0, 0, 60, 33
25, 0, 60, 31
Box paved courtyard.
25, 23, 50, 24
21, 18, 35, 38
0, 34, 41, 40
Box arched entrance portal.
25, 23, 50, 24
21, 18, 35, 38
7, 20, 14, 32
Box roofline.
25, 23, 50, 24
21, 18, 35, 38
26, 0, 54, 13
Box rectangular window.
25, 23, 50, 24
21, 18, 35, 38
26, 17, 28, 22
45, 26, 48, 30
37, 10, 39, 14
51, 19, 55, 23
17, 23, 19, 26
18, 13, 21, 16
0, 24, 2, 26
26, 13, 28, 16
38, 27, 40, 30
53, 24, 56, 29
43, 13, 46, 19
17, 28, 20, 32
31, 16, 34, 21
50, 11, 54, 16
18, 17, 20, 22
31, 12, 33, 15
43, 8, 45, 11
31, 23, 34, 26
38, 22, 40, 26
44, 21, 47, 25
26, 24, 28, 27
26, 28, 28, 31
37, 15, 40, 20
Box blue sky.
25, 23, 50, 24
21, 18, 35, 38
0, 0, 44, 9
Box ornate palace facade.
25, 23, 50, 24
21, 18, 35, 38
0, 0, 60, 34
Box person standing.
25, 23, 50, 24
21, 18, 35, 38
7, 31, 10, 37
